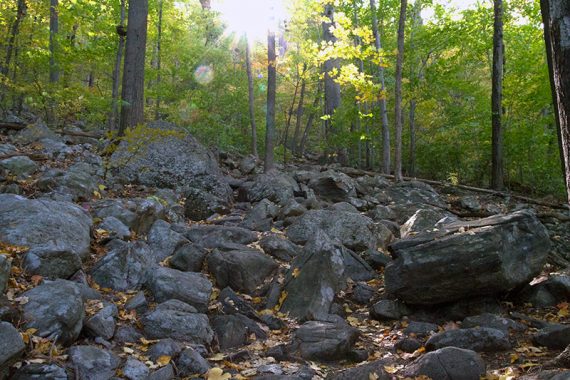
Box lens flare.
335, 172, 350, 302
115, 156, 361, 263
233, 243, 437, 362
194, 65, 214, 85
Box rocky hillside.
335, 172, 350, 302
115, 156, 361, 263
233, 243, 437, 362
1, 121, 570, 380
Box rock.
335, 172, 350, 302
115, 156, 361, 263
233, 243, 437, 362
147, 220, 189, 262
461, 196, 482, 212
91, 241, 153, 291
403, 347, 486, 380
0, 156, 37, 178
211, 314, 267, 349
169, 243, 207, 272
146, 266, 212, 312
280, 231, 347, 321
518, 274, 570, 307
370, 300, 410, 321
0, 194, 92, 278
37, 162, 99, 201
177, 347, 210, 376
125, 291, 148, 314
12, 363, 68, 380
400, 208, 456, 238
14, 123, 60, 144
240, 199, 279, 231
307, 170, 357, 202
382, 181, 447, 223
207, 248, 278, 293
328, 202, 359, 213
326, 360, 390, 380
148, 339, 183, 362
462, 313, 526, 333
91, 198, 165, 235
142, 301, 214, 345
219, 287, 259, 320
184, 187, 231, 221
114, 326, 144, 344
367, 205, 397, 222
426, 327, 511, 352
351, 282, 375, 305
247, 171, 299, 205
0, 295, 20, 324
68, 346, 120, 380
404, 321, 439, 337
279, 199, 307, 220
0, 256, 10, 294
259, 235, 300, 262
85, 304, 117, 340
364, 250, 392, 269
287, 209, 378, 251
396, 338, 422, 353
123, 358, 149, 380
0, 322, 26, 374
239, 155, 258, 175
0, 144, 17, 155
385, 210, 550, 304
533, 324, 570, 349
98, 217, 131, 240
291, 317, 360, 361
180, 225, 257, 249
22, 280, 84, 345
147, 364, 175, 380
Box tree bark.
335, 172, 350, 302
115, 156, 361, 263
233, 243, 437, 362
299, 83, 322, 156
199, 0, 211, 10
322, 4, 341, 139
155, 0, 163, 120
49, 0, 59, 83
370, 0, 391, 174
292, 64, 307, 155
2, 0, 27, 77
245, 36, 258, 157
264, 30, 277, 172
109, 0, 126, 131
408, 0, 422, 177
119, 0, 149, 136
394, 0, 408, 182
540, 0, 570, 204
491, 0, 505, 190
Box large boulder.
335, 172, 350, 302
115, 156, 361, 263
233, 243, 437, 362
246, 171, 299, 205
179, 225, 257, 249
426, 327, 511, 352
37, 162, 99, 201
0, 194, 92, 278
68, 346, 120, 380
307, 170, 357, 202
287, 209, 379, 251
147, 220, 189, 262
403, 347, 486, 380
21, 280, 84, 345
381, 181, 447, 223
91, 198, 165, 235
0, 256, 10, 294
0, 322, 26, 376
0, 156, 37, 179
385, 210, 550, 304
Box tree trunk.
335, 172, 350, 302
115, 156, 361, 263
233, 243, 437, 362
491, 0, 505, 190
119, 0, 149, 136
245, 36, 258, 157
199, 0, 211, 10
540, 0, 570, 203
2, 0, 27, 77
264, 30, 277, 172
292, 64, 307, 155
300, 83, 322, 157
370, 0, 391, 174
49, 0, 59, 83
155, 0, 163, 120
409, 99, 417, 176
322, 4, 341, 139
109, 0, 126, 131
394, 0, 408, 182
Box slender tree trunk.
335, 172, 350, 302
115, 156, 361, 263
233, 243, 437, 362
245, 36, 258, 157
491, 0, 504, 190
199, 0, 211, 10
540, 0, 570, 203
49, 0, 59, 83
408, 0, 422, 177
394, 0, 408, 182
264, 30, 277, 172
119, 0, 149, 136
292, 64, 307, 155
2, 0, 27, 77
322, 4, 341, 140
155, 0, 163, 120
300, 83, 322, 157
109, 0, 126, 131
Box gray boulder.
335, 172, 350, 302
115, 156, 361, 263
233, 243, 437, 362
462, 313, 526, 333
184, 186, 231, 221
169, 243, 207, 272
12, 363, 68, 380
211, 314, 267, 350
147, 220, 189, 262
0, 256, 10, 294
22, 279, 84, 345
148, 339, 183, 362
207, 248, 278, 293
326, 360, 390, 380
177, 347, 210, 376
0, 156, 37, 178
85, 303, 117, 340
403, 347, 486, 380
91, 198, 165, 235
259, 234, 300, 262
13, 123, 60, 144
0, 322, 26, 375
180, 225, 257, 249
247, 171, 299, 205
68, 346, 120, 380
400, 208, 456, 238
533, 324, 570, 349
518, 274, 570, 307
146, 266, 212, 312
37, 162, 99, 201
307, 170, 357, 202
123, 358, 149, 380
426, 327, 511, 352
369, 300, 410, 321
98, 217, 131, 240
240, 199, 278, 231
385, 210, 550, 304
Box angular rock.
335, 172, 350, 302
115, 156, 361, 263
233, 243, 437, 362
147, 220, 189, 262
207, 248, 277, 293
462, 313, 525, 333
239, 155, 258, 175
280, 232, 346, 321
123, 358, 149, 380
37, 162, 99, 201
403, 347, 486, 380
147, 364, 175, 380
91, 198, 165, 235
125, 291, 148, 314
370, 300, 410, 321
327, 360, 390, 380
146, 266, 212, 312
142, 301, 214, 345
426, 327, 511, 352
240, 199, 278, 231
85, 304, 117, 340
385, 210, 550, 304
98, 216, 131, 240
400, 208, 456, 238
395, 338, 422, 353
259, 235, 300, 262
148, 339, 183, 362
0, 156, 37, 178
307, 170, 357, 202
177, 347, 210, 376
184, 187, 230, 221
68, 346, 120, 380
247, 171, 299, 205
14, 123, 60, 145
382, 181, 447, 223
219, 287, 259, 320
533, 324, 570, 349
404, 321, 439, 337
91, 241, 153, 291
0, 322, 26, 373
22, 280, 84, 345
350, 282, 375, 305
211, 314, 267, 350
12, 363, 68, 380
287, 209, 378, 251
180, 225, 257, 249
22, 245, 83, 280
169, 243, 207, 272
0, 256, 10, 294
291, 317, 360, 361
518, 274, 570, 307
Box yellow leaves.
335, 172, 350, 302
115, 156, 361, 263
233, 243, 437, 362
156, 355, 171, 366
276, 291, 288, 311
291, 268, 301, 278
209, 353, 225, 362
383, 365, 400, 374
510, 353, 519, 364
0, 241, 28, 256
205, 367, 231, 380
347, 316, 360, 326
557, 302, 569, 318
21, 328, 37, 344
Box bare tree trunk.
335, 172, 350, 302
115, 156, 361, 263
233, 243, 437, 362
491, 0, 505, 190
2, 0, 27, 77
370, 0, 391, 174
409, 99, 417, 176
292, 64, 307, 155
264, 30, 277, 172
199, 0, 211, 10
540, 0, 570, 203
49, 0, 59, 83
408, 0, 422, 177
109, 0, 126, 131
119, 0, 149, 136
245, 36, 258, 157
394, 0, 408, 182
300, 83, 322, 157
155, 0, 163, 120
323, 4, 341, 140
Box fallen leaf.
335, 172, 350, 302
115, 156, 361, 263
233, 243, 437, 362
292, 268, 301, 278
156, 355, 171, 366
206, 367, 231, 380
383, 365, 399, 374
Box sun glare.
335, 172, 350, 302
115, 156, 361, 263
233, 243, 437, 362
212, 0, 288, 42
